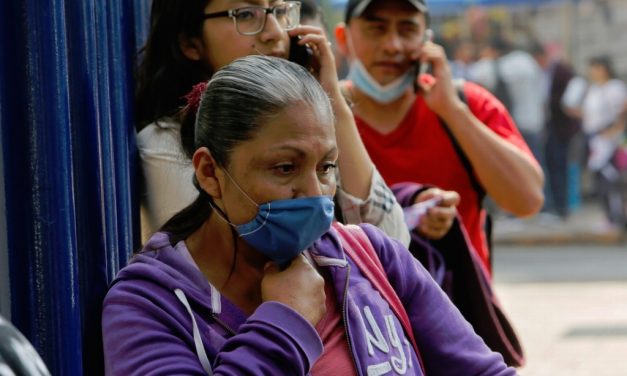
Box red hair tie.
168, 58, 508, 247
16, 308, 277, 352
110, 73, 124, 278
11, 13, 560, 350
183, 81, 208, 113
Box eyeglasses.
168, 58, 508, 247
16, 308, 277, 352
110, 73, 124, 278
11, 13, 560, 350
202, 1, 301, 36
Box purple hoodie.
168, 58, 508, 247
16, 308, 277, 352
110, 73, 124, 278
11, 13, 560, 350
102, 224, 517, 375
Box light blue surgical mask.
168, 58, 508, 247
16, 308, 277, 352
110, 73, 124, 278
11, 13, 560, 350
347, 59, 415, 103
211, 170, 335, 266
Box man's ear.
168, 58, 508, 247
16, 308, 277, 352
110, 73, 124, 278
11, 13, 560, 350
334, 23, 349, 57
178, 32, 204, 61
193, 147, 223, 199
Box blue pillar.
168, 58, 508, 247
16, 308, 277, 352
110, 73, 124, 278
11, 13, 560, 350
2, 0, 83, 373
0, 0, 150, 374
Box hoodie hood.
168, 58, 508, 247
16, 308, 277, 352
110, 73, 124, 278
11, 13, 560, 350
114, 232, 223, 316
112, 229, 350, 327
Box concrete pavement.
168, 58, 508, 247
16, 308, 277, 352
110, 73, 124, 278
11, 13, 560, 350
493, 245, 627, 376
493, 202, 626, 245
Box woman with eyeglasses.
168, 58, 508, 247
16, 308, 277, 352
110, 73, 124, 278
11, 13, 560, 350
135, 0, 414, 248
104, 55, 515, 375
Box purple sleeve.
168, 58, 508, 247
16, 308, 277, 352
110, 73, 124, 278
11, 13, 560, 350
103, 289, 210, 375
359, 224, 517, 376
391, 182, 431, 207
214, 302, 323, 375
102, 282, 322, 375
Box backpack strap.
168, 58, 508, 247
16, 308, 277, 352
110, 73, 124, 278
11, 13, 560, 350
437, 80, 485, 200
437, 80, 494, 265
332, 223, 426, 375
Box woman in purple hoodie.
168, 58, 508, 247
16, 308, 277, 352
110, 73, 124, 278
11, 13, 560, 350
102, 55, 515, 376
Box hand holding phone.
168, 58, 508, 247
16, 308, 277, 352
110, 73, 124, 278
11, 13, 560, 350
414, 29, 434, 93
289, 36, 321, 77
289, 36, 313, 68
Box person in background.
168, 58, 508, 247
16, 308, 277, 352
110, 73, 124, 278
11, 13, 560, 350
531, 43, 581, 219
300, 0, 325, 30
335, 0, 544, 276
471, 38, 546, 162
569, 56, 627, 230
449, 39, 475, 81
299, 0, 350, 76
134, 0, 420, 247
300, 0, 462, 242
468, 40, 509, 109
102, 55, 516, 375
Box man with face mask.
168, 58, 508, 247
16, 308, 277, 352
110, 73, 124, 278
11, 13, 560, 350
335, 0, 544, 276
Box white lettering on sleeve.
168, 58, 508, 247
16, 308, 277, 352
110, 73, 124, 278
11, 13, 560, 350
404, 338, 413, 369
362, 306, 390, 356
385, 315, 408, 374
367, 362, 392, 376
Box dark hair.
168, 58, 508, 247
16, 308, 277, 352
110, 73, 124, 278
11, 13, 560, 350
588, 55, 616, 79
529, 41, 545, 57
161, 55, 334, 244
135, 0, 212, 131
487, 36, 511, 55
300, 0, 321, 20
300, 0, 328, 29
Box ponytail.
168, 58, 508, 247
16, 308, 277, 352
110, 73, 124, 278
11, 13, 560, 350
160, 179, 213, 246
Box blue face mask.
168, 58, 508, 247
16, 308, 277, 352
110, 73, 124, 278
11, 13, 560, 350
236, 196, 335, 266
347, 59, 415, 103
213, 170, 335, 266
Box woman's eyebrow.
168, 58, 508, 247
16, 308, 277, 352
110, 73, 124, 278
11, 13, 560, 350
253, 145, 306, 161
253, 144, 337, 161
323, 146, 339, 159
227, 0, 265, 6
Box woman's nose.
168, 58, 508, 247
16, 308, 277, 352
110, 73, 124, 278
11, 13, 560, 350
293, 172, 324, 198
258, 12, 284, 43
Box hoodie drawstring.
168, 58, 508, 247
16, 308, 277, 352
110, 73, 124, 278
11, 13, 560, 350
174, 288, 213, 375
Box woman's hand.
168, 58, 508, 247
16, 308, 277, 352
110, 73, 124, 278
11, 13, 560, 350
413, 188, 460, 240
287, 26, 341, 100
287, 26, 373, 200
261, 254, 326, 326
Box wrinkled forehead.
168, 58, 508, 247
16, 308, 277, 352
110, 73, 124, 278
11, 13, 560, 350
259, 100, 335, 138
229, 102, 337, 168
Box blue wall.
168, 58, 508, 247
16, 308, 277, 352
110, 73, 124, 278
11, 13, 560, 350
0, 0, 150, 374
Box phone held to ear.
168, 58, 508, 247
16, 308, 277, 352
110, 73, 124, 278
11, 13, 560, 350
414, 29, 434, 93
289, 36, 315, 70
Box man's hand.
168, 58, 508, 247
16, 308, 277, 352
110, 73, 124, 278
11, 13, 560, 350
413, 188, 460, 240
413, 40, 464, 116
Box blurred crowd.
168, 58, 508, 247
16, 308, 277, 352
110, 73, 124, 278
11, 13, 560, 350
442, 36, 627, 232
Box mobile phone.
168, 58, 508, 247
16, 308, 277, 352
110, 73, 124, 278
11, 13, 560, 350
414, 29, 434, 93
289, 36, 314, 70
413, 61, 425, 93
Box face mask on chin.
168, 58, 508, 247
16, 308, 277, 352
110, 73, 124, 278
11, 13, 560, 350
347, 58, 415, 103
210, 169, 335, 267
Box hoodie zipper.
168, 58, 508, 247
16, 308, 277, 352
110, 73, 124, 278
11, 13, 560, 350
210, 313, 237, 336
341, 263, 363, 376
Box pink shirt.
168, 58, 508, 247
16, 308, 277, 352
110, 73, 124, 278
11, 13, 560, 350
310, 281, 357, 375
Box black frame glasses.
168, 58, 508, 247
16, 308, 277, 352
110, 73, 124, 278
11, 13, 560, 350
202, 1, 301, 36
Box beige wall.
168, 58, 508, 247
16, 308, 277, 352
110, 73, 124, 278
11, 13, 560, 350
531, 0, 627, 79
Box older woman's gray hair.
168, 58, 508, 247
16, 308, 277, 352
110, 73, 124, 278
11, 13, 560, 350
195, 55, 335, 168
163, 55, 335, 244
